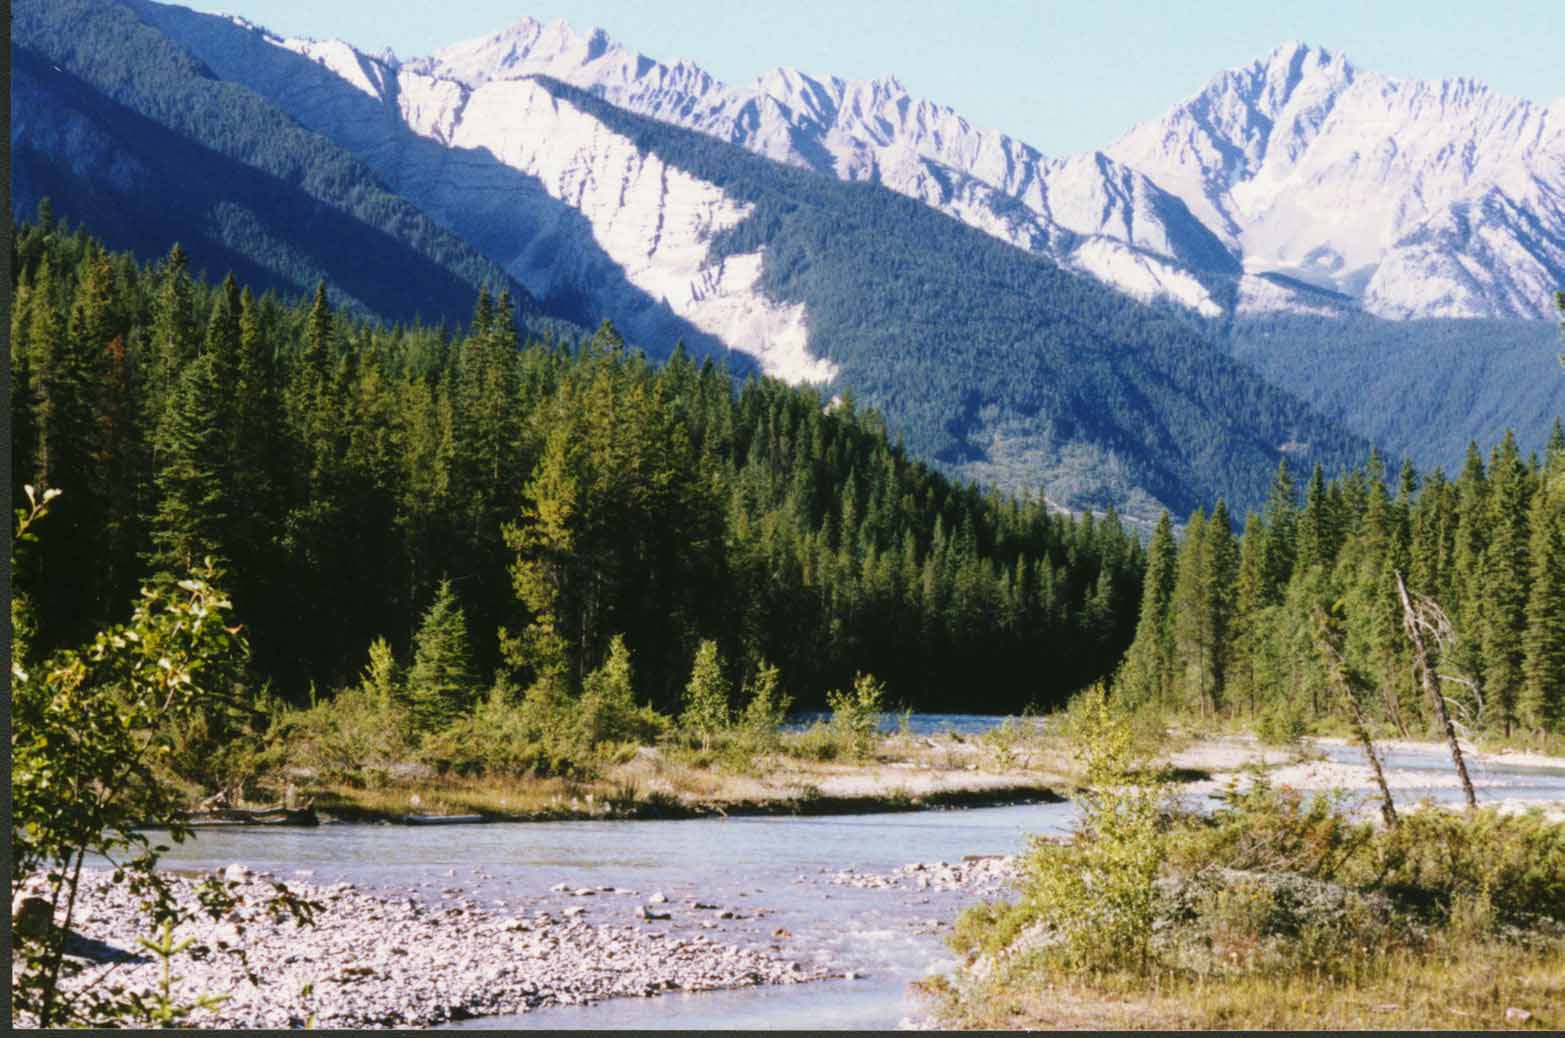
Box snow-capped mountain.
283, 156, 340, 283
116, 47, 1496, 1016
1107, 42, 1565, 319
129, 5, 1562, 324
411, 21, 1565, 321
406, 16, 1237, 319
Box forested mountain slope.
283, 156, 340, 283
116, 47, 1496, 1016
10, 222, 1145, 712
14, 0, 1379, 517
1226, 314, 1565, 473
10, 0, 564, 330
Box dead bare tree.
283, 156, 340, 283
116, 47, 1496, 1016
1313, 607, 1398, 828
1395, 572, 1477, 809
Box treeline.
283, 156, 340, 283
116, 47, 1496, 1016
9, 216, 1144, 718
1116, 436, 1565, 738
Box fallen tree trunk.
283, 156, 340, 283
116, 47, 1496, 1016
1395, 572, 1477, 809
1313, 607, 1398, 828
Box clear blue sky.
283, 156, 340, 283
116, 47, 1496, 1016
180, 0, 1563, 156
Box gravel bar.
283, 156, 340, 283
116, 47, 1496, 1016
13, 867, 832, 1028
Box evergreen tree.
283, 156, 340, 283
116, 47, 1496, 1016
1118, 511, 1177, 709
407, 579, 479, 732
147, 354, 229, 575
681, 639, 731, 750
1521, 447, 1565, 732
1481, 432, 1532, 734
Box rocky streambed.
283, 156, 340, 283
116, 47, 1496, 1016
12, 867, 831, 1028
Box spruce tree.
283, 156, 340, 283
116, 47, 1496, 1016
1481, 432, 1532, 734
1118, 511, 1177, 709
147, 354, 229, 575
1521, 444, 1565, 733
407, 579, 479, 732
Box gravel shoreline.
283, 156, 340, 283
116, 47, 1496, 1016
13, 867, 832, 1028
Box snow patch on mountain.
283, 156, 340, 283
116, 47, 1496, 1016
135, 2, 1565, 323
1071, 240, 1223, 318
416, 75, 832, 382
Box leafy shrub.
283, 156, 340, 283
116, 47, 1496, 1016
1358, 806, 1565, 926
273, 681, 417, 786
1167, 776, 1374, 883
782, 721, 848, 762
827, 671, 886, 758
737, 659, 791, 752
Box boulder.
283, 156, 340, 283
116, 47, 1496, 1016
12, 895, 53, 939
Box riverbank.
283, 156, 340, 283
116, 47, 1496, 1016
11, 866, 833, 1028
244, 729, 1075, 824
923, 726, 1565, 1031
1165, 733, 1565, 821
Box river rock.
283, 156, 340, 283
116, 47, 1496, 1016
13, 896, 53, 939
13, 868, 830, 1029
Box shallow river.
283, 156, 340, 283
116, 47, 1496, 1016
149, 719, 1565, 1029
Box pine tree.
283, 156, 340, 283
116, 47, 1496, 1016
1118, 511, 1177, 709
407, 579, 479, 732
1262, 459, 1298, 600
1170, 509, 1212, 716
360, 636, 405, 710
1521, 467, 1565, 733
1447, 443, 1490, 707
1231, 512, 1271, 716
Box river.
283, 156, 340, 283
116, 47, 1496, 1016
147, 719, 1565, 1029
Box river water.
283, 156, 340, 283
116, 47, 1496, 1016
148, 719, 1565, 1029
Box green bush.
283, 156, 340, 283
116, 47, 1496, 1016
1017, 685, 1171, 974
1167, 776, 1373, 884
782, 721, 847, 761
273, 681, 417, 786
737, 659, 791, 752
827, 672, 886, 759
679, 640, 731, 751
1359, 806, 1565, 926
575, 635, 667, 747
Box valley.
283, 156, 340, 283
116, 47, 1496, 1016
9, 0, 1565, 1031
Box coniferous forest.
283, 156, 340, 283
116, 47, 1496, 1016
9, 215, 1144, 721
1116, 434, 1565, 739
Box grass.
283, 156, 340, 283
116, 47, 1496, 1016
929, 935, 1564, 1030
233, 727, 1076, 823
929, 690, 1565, 1032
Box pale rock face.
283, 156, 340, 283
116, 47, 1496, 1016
132, 4, 833, 383
134, 4, 1563, 324
419, 75, 833, 383
1109, 41, 1565, 318
411, 16, 1232, 317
